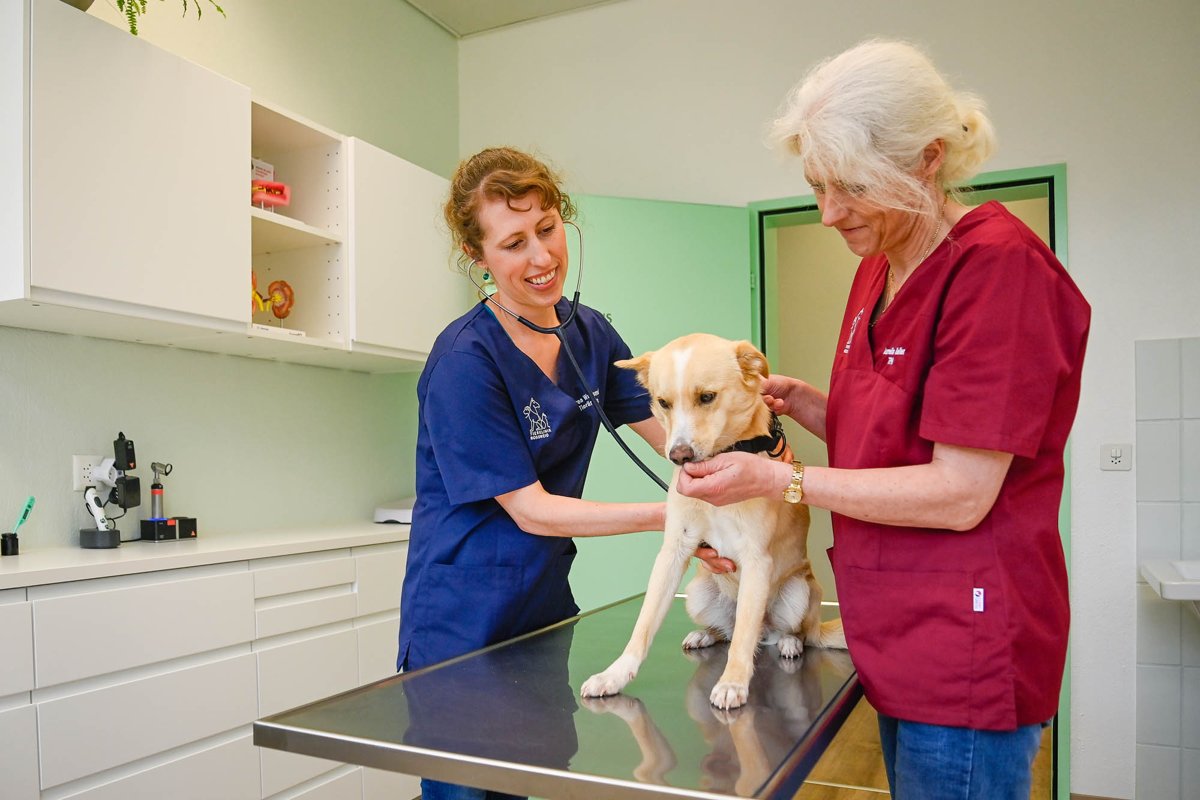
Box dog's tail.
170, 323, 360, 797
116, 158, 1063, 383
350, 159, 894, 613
814, 617, 847, 650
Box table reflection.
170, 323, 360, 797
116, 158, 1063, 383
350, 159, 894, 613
581, 642, 854, 796
255, 596, 860, 800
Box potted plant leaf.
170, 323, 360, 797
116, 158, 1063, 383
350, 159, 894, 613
61, 0, 225, 36
117, 0, 224, 35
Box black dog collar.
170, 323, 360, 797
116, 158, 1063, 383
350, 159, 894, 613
724, 413, 787, 459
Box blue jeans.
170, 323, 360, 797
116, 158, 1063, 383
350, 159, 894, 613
419, 778, 525, 800
877, 713, 1047, 800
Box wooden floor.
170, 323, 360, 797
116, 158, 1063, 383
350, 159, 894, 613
794, 698, 1054, 799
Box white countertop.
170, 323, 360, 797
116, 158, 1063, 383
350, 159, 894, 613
0, 522, 410, 590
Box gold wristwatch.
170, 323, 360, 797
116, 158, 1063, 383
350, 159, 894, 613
783, 460, 805, 504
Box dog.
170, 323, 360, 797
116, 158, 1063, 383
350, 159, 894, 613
580, 333, 845, 710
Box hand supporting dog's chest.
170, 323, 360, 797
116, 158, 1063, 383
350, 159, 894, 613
667, 489, 779, 562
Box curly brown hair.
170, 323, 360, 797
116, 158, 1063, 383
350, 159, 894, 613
444, 147, 577, 273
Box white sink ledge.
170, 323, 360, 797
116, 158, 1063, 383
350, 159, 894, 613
1141, 560, 1200, 600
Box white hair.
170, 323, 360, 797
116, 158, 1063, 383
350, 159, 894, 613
769, 39, 996, 217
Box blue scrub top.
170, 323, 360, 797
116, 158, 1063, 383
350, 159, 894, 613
398, 298, 650, 671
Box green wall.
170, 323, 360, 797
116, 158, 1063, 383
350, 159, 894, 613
569, 194, 750, 612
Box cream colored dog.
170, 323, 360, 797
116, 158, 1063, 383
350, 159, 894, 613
581, 333, 845, 710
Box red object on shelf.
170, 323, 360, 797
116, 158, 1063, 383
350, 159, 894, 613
251, 180, 291, 208
267, 280, 295, 319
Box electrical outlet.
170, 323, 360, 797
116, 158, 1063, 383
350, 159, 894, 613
1100, 443, 1132, 471
72, 455, 103, 491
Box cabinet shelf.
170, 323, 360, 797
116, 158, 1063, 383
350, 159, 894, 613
251, 207, 341, 255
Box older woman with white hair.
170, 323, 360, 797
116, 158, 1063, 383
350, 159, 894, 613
680, 39, 1091, 800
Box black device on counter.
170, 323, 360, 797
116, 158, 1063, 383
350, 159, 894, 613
114, 432, 136, 471
140, 516, 197, 542
80, 528, 120, 549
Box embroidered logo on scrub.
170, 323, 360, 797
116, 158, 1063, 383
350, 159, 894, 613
523, 397, 552, 440
843, 307, 865, 354
882, 345, 907, 366
576, 389, 598, 412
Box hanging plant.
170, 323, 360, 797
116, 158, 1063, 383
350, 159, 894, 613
114, 0, 225, 36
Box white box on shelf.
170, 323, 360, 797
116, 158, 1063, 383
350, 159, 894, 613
251, 157, 274, 182
251, 323, 306, 339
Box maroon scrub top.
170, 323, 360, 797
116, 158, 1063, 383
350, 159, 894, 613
825, 201, 1090, 731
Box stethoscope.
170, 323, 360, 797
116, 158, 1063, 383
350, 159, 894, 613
468, 221, 669, 492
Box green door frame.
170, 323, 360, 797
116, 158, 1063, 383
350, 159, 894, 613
747, 163, 1071, 800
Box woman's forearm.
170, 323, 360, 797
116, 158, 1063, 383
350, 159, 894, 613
497, 482, 666, 537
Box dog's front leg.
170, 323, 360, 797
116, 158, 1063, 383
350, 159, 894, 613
710, 552, 772, 709
581, 531, 694, 698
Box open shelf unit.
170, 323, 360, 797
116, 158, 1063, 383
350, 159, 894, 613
249, 101, 347, 347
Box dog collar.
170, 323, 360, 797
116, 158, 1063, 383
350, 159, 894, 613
725, 413, 787, 459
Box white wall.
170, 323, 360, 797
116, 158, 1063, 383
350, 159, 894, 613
460, 1, 1200, 796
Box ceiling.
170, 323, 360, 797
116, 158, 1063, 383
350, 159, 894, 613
404, 0, 622, 37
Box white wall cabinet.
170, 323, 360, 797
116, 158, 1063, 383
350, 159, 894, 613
24, 0, 249, 326
0, 0, 456, 372
348, 138, 464, 359
13, 541, 411, 799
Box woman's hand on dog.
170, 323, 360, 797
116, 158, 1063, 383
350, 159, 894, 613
695, 545, 736, 574
762, 375, 828, 442
677, 451, 789, 507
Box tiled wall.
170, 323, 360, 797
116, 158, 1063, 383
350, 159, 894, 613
1135, 337, 1200, 800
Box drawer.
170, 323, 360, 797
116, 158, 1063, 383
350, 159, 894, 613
0, 590, 33, 696
354, 542, 407, 616
261, 746, 346, 797
364, 767, 421, 800
256, 591, 357, 638
289, 768, 361, 800
253, 551, 356, 599
356, 615, 400, 685
56, 733, 259, 800
32, 569, 254, 687
38, 653, 257, 789
257, 628, 358, 717
0, 704, 38, 800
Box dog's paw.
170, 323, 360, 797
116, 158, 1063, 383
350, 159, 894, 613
777, 634, 804, 659
682, 629, 718, 650
581, 671, 627, 698
581, 655, 639, 698
709, 681, 749, 710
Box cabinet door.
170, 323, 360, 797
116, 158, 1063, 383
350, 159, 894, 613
28, 0, 249, 324
348, 138, 466, 356
37, 653, 258, 789
0, 705, 38, 800
53, 734, 259, 800
0, 589, 33, 696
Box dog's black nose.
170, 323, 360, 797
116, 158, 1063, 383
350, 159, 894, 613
669, 444, 696, 465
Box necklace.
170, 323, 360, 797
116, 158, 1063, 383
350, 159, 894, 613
872, 207, 945, 328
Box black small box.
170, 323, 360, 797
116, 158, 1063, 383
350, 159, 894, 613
140, 517, 197, 541
141, 519, 176, 541
173, 516, 198, 540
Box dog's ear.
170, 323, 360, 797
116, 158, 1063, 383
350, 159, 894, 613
734, 341, 769, 383
614, 351, 654, 388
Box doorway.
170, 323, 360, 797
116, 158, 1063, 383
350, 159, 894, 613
749, 164, 1069, 799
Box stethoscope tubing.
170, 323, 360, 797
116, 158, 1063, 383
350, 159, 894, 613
468, 222, 669, 493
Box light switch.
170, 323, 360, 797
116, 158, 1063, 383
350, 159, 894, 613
1100, 443, 1132, 471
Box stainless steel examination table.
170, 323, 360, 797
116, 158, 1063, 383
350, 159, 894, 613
254, 595, 862, 799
